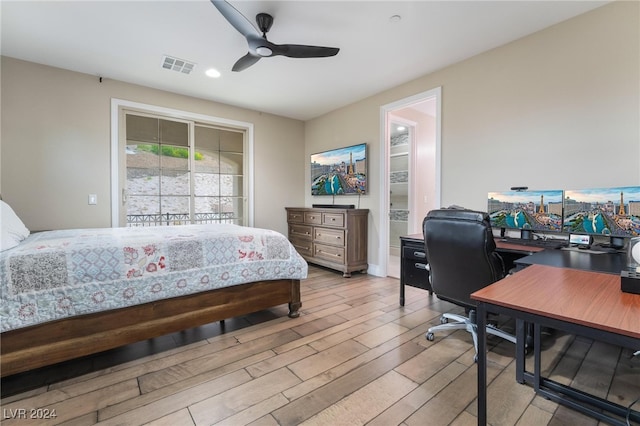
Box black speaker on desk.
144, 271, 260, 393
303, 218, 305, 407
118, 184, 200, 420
621, 271, 640, 294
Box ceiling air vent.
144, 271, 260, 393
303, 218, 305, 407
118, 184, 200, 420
161, 55, 196, 74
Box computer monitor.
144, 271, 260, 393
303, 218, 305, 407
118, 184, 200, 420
488, 190, 564, 239
563, 186, 640, 247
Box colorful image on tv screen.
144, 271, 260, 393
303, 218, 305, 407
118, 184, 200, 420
311, 143, 366, 195
563, 186, 640, 237
488, 190, 564, 232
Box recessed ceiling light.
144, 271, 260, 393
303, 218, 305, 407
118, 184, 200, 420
205, 68, 221, 78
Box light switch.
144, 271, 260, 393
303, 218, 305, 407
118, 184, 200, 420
88, 194, 98, 205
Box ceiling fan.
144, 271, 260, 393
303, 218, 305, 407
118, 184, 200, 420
211, 0, 340, 72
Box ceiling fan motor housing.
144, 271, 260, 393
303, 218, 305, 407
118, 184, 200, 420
256, 13, 274, 35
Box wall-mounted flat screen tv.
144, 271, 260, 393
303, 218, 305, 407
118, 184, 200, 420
488, 190, 564, 232
563, 186, 640, 237
311, 143, 367, 195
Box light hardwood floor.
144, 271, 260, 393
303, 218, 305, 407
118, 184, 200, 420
1, 265, 638, 425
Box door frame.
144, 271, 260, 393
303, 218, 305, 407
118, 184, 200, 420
379, 87, 442, 277
110, 98, 255, 227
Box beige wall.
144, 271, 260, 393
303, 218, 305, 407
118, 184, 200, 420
1, 57, 305, 234
305, 1, 639, 273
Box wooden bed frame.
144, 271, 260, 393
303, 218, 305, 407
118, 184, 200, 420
0, 278, 301, 377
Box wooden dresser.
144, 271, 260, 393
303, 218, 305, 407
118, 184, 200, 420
285, 207, 368, 277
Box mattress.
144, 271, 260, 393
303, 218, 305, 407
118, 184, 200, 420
0, 224, 307, 332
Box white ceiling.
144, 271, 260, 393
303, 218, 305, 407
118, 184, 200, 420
1, 0, 608, 121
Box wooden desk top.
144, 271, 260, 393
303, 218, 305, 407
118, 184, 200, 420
494, 240, 545, 253
472, 264, 640, 339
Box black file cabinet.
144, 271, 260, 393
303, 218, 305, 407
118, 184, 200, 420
400, 234, 433, 306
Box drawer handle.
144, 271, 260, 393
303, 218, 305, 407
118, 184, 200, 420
316, 232, 341, 240
413, 251, 426, 258
331, 217, 336, 221
415, 263, 428, 270
318, 250, 341, 258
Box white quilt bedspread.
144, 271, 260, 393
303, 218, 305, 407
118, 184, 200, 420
0, 224, 307, 332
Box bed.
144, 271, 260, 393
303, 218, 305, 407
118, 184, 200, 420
0, 201, 307, 377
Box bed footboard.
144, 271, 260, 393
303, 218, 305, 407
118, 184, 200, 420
1, 279, 301, 377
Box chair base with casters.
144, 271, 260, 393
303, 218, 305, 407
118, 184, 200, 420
422, 209, 519, 361
426, 310, 516, 361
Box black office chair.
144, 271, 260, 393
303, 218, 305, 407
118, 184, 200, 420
423, 208, 515, 359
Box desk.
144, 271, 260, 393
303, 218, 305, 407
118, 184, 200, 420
473, 264, 640, 425
514, 248, 627, 274
398, 234, 542, 306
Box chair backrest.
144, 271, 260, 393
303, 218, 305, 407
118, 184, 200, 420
422, 208, 505, 309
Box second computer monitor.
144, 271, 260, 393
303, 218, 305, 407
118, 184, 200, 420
488, 190, 564, 235
563, 186, 640, 238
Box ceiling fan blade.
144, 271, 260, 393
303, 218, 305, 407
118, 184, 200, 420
232, 53, 261, 72
271, 44, 340, 59
210, 0, 259, 39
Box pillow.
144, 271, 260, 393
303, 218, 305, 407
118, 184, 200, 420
1, 200, 30, 251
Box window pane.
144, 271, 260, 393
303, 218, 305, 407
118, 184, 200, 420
161, 196, 190, 219
220, 130, 243, 152
161, 170, 190, 196
221, 196, 243, 216
224, 197, 243, 223
160, 119, 188, 147
220, 175, 242, 196
194, 196, 218, 212
220, 152, 243, 174
127, 143, 160, 168
127, 115, 159, 143
127, 195, 160, 226
194, 172, 219, 196
127, 169, 159, 196
195, 126, 220, 151
159, 145, 189, 171
194, 152, 220, 173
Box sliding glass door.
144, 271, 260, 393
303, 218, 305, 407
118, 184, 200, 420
123, 112, 246, 227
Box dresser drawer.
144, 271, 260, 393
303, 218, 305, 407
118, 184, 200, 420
314, 243, 345, 264
287, 210, 305, 224
289, 224, 313, 240
289, 236, 313, 257
304, 212, 322, 225
322, 212, 345, 227
314, 227, 345, 246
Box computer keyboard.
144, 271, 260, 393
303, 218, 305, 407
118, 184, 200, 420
499, 237, 566, 249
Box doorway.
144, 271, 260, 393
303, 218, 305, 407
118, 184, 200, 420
380, 88, 441, 278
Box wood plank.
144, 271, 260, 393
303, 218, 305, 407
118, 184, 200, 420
299, 370, 418, 425
188, 368, 301, 425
